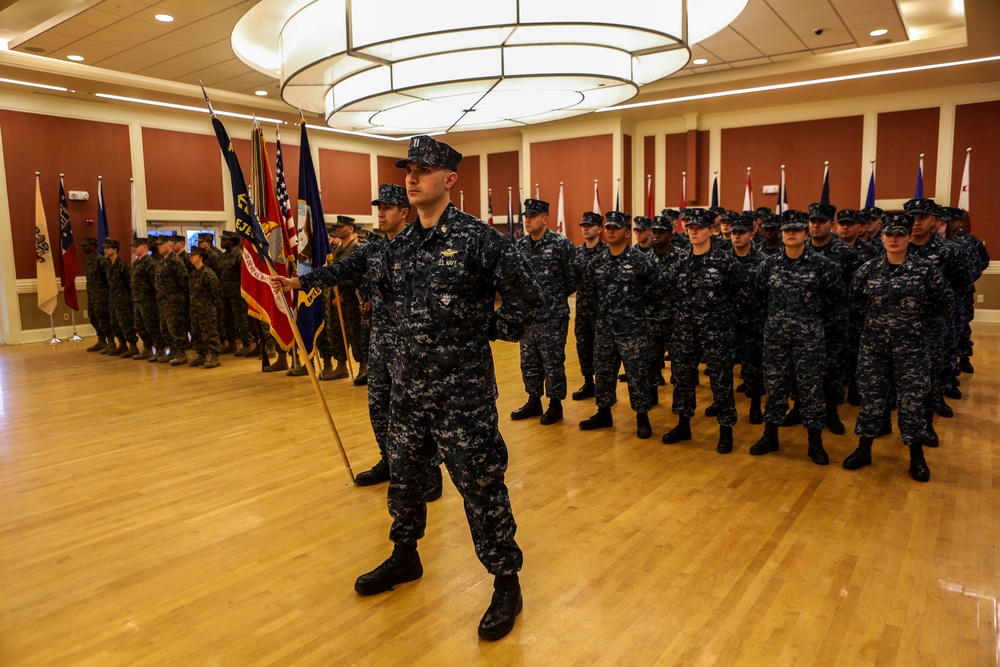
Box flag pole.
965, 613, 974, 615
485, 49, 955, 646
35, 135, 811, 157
48, 313, 62, 344
333, 285, 355, 378
69, 311, 83, 341
201, 82, 355, 485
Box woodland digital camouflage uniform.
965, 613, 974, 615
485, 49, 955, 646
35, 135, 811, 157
218, 242, 254, 347
85, 251, 112, 340
106, 253, 137, 345
320, 236, 367, 366
573, 238, 607, 379
515, 227, 577, 401
376, 203, 540, 576
850, 253, 953, 444
189, 262, 222, 356
130, 248, 163, 351
155, 249, 190, 352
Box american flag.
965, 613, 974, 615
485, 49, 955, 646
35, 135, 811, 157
275, 134, 298, 259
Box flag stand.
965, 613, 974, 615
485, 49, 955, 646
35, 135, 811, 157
68, 312, 83, 341
47, 315, 62, 344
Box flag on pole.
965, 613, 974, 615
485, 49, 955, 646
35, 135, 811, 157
615, 179, 621, 212
295, 121, 330, 358
777, 165, 789, 214
864, 160, 876, 209
506, 187, 514, 241
593, 180, 602, 214
680, 172, 687, 209
459, 190, 464, 212
646, 175, 654, 217
275, 132, 299, 261
914, 154, 924, 199
487, 189, 494, 227
710, 172, 718, 209
130, 178, 141, 241
535, 183, 540, 199
957, 148, 971, 210
742, 168, 753, 211
96, 177, 109, 255
514, 187, 524, 241
820, 161, 830, 206
556, 181, 566, 236
245, 123, 295, 350
58, 175, 79, 311
35, 174, 58, 316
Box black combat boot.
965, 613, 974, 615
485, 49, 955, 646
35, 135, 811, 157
572, 376, 595, 400
781, 403, 802, 426
807, 428, 829, 465
960, 356, 974, 374
636, 412, 652, 439
355, 459, 390, 486
717, 425, 733, 454
579, 407, 613, 430
539, 399, 562, 425
661, 416, 691, 444
425, 465, 443, 502
908, 443, 930, 482
354, 544, 423, 595
825, 402, 845, 435
847, 382, 861, 406
704, 403, 718, 417
511, 397, 543, 420
478, 574, 522, 641
749, 422, 779, 455
878, 407, 893, 437
936, 393, 954, 418
748, 396, 763, 425
924, 409, 939, 447
843, 436, 873, 470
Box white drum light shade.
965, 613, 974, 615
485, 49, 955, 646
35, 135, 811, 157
233, 0, 748, 136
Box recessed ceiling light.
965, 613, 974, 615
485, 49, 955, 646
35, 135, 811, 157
254, 90, 268, 96
66, 55, 84, 61
155, 14, 174, 22
693, 58, 709, 65
869, 28, 888, 36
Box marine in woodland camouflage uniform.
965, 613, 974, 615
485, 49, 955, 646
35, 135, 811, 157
155, 234, 190, 364
571, 211, 607, 400
104, 239, 138, 356
129, 237, 162, 358
188, 246, 222, 367
218, 231, 254, 353
197, 232, 227, 347
510, 198, 577, 425
321, 215, 368, 377
82, 238, 112, 351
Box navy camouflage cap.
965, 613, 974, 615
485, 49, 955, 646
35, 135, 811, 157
682, 208, 713, 228
720, 209, 739, 223
808, 202, 836, 221
780, 210, 809, 230
661, 208, 679, 221
604, 211, 631, 228
940, 206, 965, 222
580, 211, 603, 226
903, 198, 940, 216
524, 198, 549, 216
837, 209, 862, 224
80, 237, 98, 247
336, 215, 356, 227
862, 206, 883, 220
131, 236, 148, 247
197, 232, 214, 243
755, 206, 773, 217
103, 238, 120, 250
881, 212, 914, 234
708, 206, 726, 219
650, 215, 672, 231
729, 214, 754, 232
759, 213, 780, 229
394, 134, 463, 171
372, 183, 408, 207
632, 215, 652, 231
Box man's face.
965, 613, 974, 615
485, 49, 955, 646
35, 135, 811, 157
685, 225, 712, 245
377, 203, 408, 235
719, 222, 732, 237
335, 224, 354, 241
172, 240, 184, 252
836, 221, 860, 244
581, 223, 600, 241
221, 238, 233, 251
105, 247, 118, 261
782, 228, 808, 250
604, 225, 629, 248
198, 239, 211, 249
882, 231, 911, 253
651, 228, 673, 249
191, 252, 204, 268
809, 218, 832, 243
634, 229, 651, 245
133, 244, 147, 259
82, 244, 95, 256
159, 241, 172, 256
404, 163, 455, 209
730, 229, 751, 251
912, 213, 937, 238
762, 226, 779, 243
523, 213, 548, 237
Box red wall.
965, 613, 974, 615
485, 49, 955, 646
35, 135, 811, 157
1, 110, 132, 279
453, 154, 481, 219
318, 148, 371, 217
143, 127, 222, 212
876, 108, 939, 200
953, 100, 1000, 249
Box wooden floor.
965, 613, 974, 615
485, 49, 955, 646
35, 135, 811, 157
1, 321, 999, 666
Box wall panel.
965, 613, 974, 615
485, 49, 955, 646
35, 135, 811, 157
953, 100, 1000, 253
876, 108, 939, 200
318, 148, 371, 217
143, 127, 221, 212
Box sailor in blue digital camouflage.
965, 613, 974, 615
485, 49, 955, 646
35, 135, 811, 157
510, 198, 577, 425
82, 237, 112, 352
155, 234, 190, 365
571, 211, 606, 400
845, 212, 953, 482
218, 231, 255, 355
662, 209, 691, 248
903, 197, 973, 432
104, 238, 139, 358
944, 206, 990, 374
834, 208, 876, 405
757, 213, 783, 256
648, 214, 685, 390
660, 207, 740, 453
807, 202, 861, 435
578, 210, 660, 439
187, 246, 222, 368
749, 210, 841, 465
355, 135, 540, 641
727, 213, 767, 425
632, 214, 653, 253
129, 237, 162, 359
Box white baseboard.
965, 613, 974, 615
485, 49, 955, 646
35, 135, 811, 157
973, 309, 1000, 323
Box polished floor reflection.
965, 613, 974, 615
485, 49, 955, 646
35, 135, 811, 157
1, 322, 998, 665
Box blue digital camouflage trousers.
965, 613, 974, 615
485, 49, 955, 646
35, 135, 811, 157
594, 321, 654, 412
763, 338, 826, 430
519, 314, 569, 400
574, 310, 598, 377
670, 318, 737, 426
854, 338, 929, 446
386, 395, 521, 576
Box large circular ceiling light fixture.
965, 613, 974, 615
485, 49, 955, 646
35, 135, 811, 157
233, 0, 748, 137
